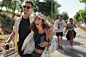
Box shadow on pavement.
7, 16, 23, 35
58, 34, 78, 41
54, 38, 86, 57
76, 35, 86, 39
55, 38, 83, 47
57, 48, 86, 57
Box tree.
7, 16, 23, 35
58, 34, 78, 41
0, 2, 4, 10
34, 0, 59, 21
53, 1, 60, 21
74, 12, 80, 22
61, 12, 69, 20
79, 0, 86, 7
74, 9, 85, 23
82, 7, 86, 24
8, 0, 24, 29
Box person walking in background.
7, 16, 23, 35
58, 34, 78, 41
54, 15, 66, 49
64, 18, 77, 49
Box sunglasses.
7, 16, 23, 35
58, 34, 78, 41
23, 5, 33, 9
70, 19, 73, 20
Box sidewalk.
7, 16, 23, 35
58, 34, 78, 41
51, 27, 86, 57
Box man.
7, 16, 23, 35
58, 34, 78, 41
5, 1, 34, 57
54, 15, 66, 49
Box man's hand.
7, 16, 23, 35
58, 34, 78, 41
64, 30, 66, 33
5, 42, 9, 50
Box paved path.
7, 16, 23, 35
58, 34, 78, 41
7, 27, 86, 57
51, 27, 86, 57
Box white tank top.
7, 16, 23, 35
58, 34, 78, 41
68, 22, 74, 31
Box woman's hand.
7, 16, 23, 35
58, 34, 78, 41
38, 41, 48, 47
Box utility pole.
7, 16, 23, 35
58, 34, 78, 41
51, 0, 53, 24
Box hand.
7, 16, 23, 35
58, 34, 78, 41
55, 29, 57, 31
70, 25, 73, 27
38, 41, 48, 47
5, 43, 9, 50
64, 30, 66, 33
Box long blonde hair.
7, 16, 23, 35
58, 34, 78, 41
68, 18, 74, 23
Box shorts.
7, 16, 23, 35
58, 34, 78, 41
69, 30, 74, 33
31, 51, 42, 57
56, 32, 63, 37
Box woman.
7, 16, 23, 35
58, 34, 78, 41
65, 18, 76, 49
22, 14, 56, 57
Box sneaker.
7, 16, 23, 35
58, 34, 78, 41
60, 46, 63, 49
58, 45, 60, 49
70, 46, 73, 49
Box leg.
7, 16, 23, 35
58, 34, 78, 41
61, 36, 63, 46
56, 32, 60, 45
57, 36, 60, 45
60, 32, 63, 49
56, 32, 60, 49
71, 33, 74, 46
57, 36, 60, 49
69, 33, 72, 46
69, 32, 74, 48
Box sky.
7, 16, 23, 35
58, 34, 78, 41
57, 0, 85, 18
0, 0, 85, 18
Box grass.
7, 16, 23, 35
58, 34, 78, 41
77, 25, 86, 32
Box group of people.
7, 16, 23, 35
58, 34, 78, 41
54, 15, 76, 49
4, 1, 76, 57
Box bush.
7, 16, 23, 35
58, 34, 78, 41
15, 13, 21, 17
0, 13, 12, 34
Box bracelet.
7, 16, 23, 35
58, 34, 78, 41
5, 41, 9, 44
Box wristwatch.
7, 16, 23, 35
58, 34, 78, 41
5, 41, 9, 44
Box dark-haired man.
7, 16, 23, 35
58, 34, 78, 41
5, 1, 34, 57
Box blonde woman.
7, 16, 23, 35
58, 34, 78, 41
65, 18, 76, 49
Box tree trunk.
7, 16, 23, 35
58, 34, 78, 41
85, 18, 86, 24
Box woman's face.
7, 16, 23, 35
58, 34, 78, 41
35, 16, 43, 28
69, 19, 73, 23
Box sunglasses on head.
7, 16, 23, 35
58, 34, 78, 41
23, 5, 33, 9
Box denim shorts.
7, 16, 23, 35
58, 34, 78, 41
31, 51, 42, 57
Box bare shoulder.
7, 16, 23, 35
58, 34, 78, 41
46, 31, 53, 41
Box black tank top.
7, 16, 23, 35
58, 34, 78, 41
34, 31, 47, 50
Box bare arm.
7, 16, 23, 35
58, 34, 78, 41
46, 32, 53, 47
73, 24, 77, 28
38, 29, 53, 47
8, 31, 15, 42
8, 19, 17, 42
54, 20, 58, 29
64, 24, 68, 33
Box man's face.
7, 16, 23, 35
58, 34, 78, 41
23, 3, 33, 15
59, 17, 63, 21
